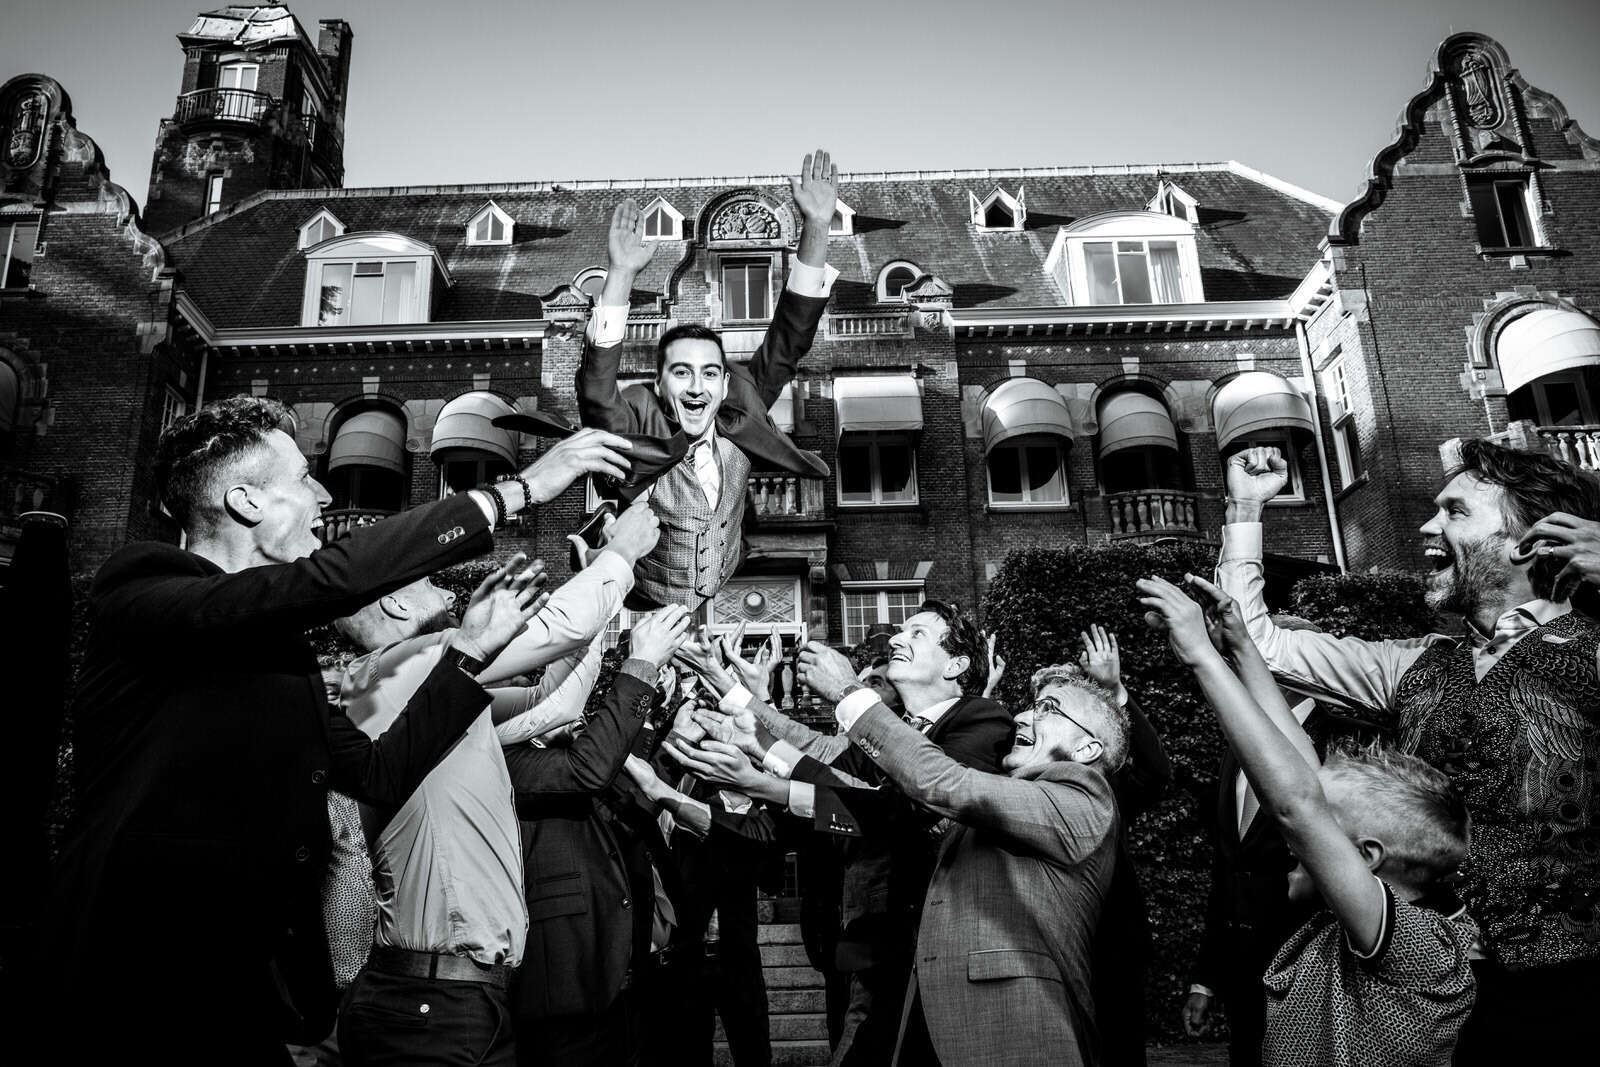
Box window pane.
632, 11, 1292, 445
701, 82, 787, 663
747, 263, 770, 318
988, 446, 1023, 503
350, 270, 385, 325
983, 200, 1014, 228
830, 210, 843, 232
206, 175, 224, 213
1024, 445, 1065, 501
1467, 181, 1506, 246
884, 591, 921, 626
489, 214, 505, 241
842, 592, 874, 646
579, 273, 605, 297
877, 441, 915, 501
318, 263, 352, 325
838, 441, 873, 501
381, 261, 417, 323
1148, 241, 1183, 303
1338, 422, 1364, 481
443, 459, 481, 494
1539, 381, 1583, 426
4, 223, 37, 288
1085, 242, 1119, 305
885, 267, 915, 298
1117, 246, 1153, 304
1495, 182, 1531, 247
723, 263, 747, 320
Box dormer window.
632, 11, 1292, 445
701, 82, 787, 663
877, 261, 920, 303
830, 200, 855, 236
466, 201, 514, 246
298, 208, 346, 249
642, 197, 684, 241
301, 232, 451, 327
1467, 174, 1540, 249
1149, 181, 1198, 223
574, 267, 608, 300
1043, 211, 1203, 306
970, 186, 1026, 231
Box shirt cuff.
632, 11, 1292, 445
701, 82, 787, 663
787, 780, 816, 819
587, 548, 636, 589
1187, 984, 1216, 998
467, 489, 498, 531
617, 658, 659, 688
719, 683, 753, 714
718, 789, 753, 815
589, 302, 629, 347
786, 260, 839, 298
1218, 522, 1263, 564
834, 687, 879, 733
763, 739, 805, 779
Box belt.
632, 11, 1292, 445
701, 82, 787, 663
366, 946, 514, 990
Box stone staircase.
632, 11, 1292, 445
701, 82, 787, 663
713, 916, 831, 1067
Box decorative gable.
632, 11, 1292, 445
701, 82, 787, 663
465, 201, 513, 246
297, 207, 345, 249
1149, 180, 1198, 223
970, 185, 1026, 230
829, 199, 855, 236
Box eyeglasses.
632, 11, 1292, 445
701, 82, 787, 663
1025, 695, 1100, 749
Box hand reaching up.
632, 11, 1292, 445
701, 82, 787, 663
1078, 624, 1128, 706
453, 553, 550, 664
1182, 573, 1254, 658
789, 148, 841, 229
630, 604, 693, 670
1136, 575, 1218, 667
981, 632, 1007, 699
602, 499, 660, 567
606, 199, 657, 276
522, 428, 632, 504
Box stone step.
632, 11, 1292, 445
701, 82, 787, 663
765, 965, 828, 990
768, 989, 827, 1015
759, 943, 813, 967
758, 922, 804, 945
756, 898, 776, 924
714, 1038, 831, 1067
715, 1011, 829, 1043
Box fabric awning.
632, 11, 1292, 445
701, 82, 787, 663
1212, 371, 1315, 450
834, 375, 922, 435
431, 391, 519, 464
769, 384, 794, 433
981, 378, 1074, 450
1097, 391, 1177, 456
328, 409, 406, 473
1497, 308, 1600, 394
0, 361, 17, 435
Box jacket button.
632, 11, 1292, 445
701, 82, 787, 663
293, 846, 311, 862
621, 897, 632, 909
311, 770, 326, 785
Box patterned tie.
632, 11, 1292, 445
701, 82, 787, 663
902, 712, 934, 733
693, 439, 720, 510
322, 791, 376, 988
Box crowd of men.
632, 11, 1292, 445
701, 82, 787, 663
39, 150, 1600, 1067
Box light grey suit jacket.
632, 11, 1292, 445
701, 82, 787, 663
845, 703, 1119, 1067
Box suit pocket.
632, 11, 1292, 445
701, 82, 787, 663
528, 893, 587, 921
966, 949, 1062, 983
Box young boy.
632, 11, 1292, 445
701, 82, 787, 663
1137, 573, 1476, 1067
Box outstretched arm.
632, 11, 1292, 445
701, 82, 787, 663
578, 200, 656, 433
1139, 574, 1386, 954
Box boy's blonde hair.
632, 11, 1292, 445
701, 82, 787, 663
1321, 743, 1470, 883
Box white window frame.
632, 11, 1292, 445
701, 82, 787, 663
641, 197, 684, 241
839, 581, 926, 647
1043, 212, 1203, 307
876, 261, 921, 304
218, 62, 258, 91
205, 173, 225, 215
301, 233, 446, 328
160, 386, 188, 431
720, 256, 775, 323
836, 432, 918, 507
297, 208, 346, 249
1148, 180, 1198, 223
216, 63, 260, 121
1321, 355, 1364, 487
2, 220, 39, 289
829, 200, 855, 236
1467, 175, 1542, 250
985, 434, 1071, 509
969, 185, 1026, 231
466, 201, 514, 246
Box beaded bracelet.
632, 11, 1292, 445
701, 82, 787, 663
483, 482, 508, 526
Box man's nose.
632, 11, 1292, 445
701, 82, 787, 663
312, 478, 333, 506
1419, 513, 1443, 536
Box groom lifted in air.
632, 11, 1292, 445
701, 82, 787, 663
576, 150, 840, 610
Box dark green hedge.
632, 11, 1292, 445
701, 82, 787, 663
982, 543, 1436, 1042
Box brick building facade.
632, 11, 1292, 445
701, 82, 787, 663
4, 7, 1598, 645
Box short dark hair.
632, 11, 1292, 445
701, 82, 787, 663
918, 599, 988, 696
1446, 438, 1600, 598
155, 395, 291, 532
656, 323, 726, 373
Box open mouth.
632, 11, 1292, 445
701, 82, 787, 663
310, 516, 325, 532
1423, 541, 1453, 572
680, 398, 709, 417
1013, 733, 1035, 748
889, 650, 911, 664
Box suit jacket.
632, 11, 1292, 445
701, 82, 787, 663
510, 666, 678, 1021
52, 493, 496, 1048
845, 703, 1119, 1067
576, 286, 830, 479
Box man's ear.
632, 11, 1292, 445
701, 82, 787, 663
222, 483, 262, 527
378, 594, 410, 622
943, 654, 971, 683
1072, 736, 1104, 766
1357, 837, 1387, 874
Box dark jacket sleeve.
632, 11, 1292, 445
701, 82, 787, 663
326, 654, 491, 806
93, 494, 492, 643
706, 798, 780, 846
1113, 694, 1173, 819
934, 698, 1016, 775
746, 288, 829, 409
504, 663, 656, 803
576, 323, 642, 435
1192, 829, 1232, 992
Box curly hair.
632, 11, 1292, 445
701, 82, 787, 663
154, 395, 292, 533
917, 599, 988, 696
1447, 438, 1600, 598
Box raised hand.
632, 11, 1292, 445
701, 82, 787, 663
622, 753, 669, 803
606, 199, 656, 276
665, 736, 765, 793
1512, 512, 1600, 601
521, 427, 632, 504
1136, 575, 1217, 667
1225, 446, 1288, 521
1182, 572, 1253, 656
718, 623, 775, 699
601, 498, 660, 567
1078, 624, 1127, 705
796, 640, 859, 704
1181, 991, 1214, 1037
789, 148, 840, 229
630, 604, 693, 669
454, 553, 550, 663
982, 632, 1007, 700
674, 624, 736, 694
693, 706, 765, 761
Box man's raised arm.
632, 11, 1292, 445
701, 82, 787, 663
578, 201, 656, 433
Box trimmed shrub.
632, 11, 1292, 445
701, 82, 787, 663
1288, 569, 1439, 640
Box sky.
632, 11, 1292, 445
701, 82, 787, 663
3, 0, 1598, 211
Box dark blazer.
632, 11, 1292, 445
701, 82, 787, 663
844, 703, 1119, 1067
576, 286, 831, 478
510, 666, 672, 1021
52, 493, 496, 1054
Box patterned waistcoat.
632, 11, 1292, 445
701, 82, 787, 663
633, 436, 750, 610
1392, 610, 1600, 971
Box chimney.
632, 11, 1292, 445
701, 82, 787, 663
316, 19, 354, 133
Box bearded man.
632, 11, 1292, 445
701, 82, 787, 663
1216, 439, 1600, 1064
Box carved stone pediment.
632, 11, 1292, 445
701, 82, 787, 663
540, 283, 591, 318
0, 75, 66, 201
902, 273, 953, 307
701, 190, 794, 248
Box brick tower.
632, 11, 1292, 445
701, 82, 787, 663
143, 5, 351, 235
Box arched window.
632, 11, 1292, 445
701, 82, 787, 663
980, 379, 1075, 507
1096, 389, 1181, 493
876, 261, 921, 303
324, 406, 407, 514
574, 267, 608, 300
431, 392, 520, 498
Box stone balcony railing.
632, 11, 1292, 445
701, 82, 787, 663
1530, 424, 1600, 472
316, 507, 396, 544
1105, 489, 1202, 539
1, 466, 70, 526
747, 473, 827, 523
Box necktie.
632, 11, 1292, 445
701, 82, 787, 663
902, 713, 934, 733
694, 439, 720, 510
1239, 780, 1260, 838
649, 863, 677, 952
322, 791, 376, 988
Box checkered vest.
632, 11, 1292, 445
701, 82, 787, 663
633, 436, 750, 609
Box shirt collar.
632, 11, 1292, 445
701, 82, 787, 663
1464, 598, 1570, 648
911, 696, 960, 727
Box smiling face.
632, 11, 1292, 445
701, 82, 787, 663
1005, 684, 1103, 772
885, 611, 965, 693
248, 429, 333, 563
1418, 472, 1515, 617
657, 337, 728, 439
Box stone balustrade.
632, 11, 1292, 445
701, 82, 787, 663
1106, 489, 1201, 539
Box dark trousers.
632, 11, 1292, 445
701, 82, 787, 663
340, 969, 514, 1067
1453, 957, 1600, 1064
831, 962, 911, 1067
709, 906, 773, 1067
893, 985, 942, 1067
518, 988, 640, 1067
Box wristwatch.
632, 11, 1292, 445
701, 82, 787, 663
441, 645, 488, 678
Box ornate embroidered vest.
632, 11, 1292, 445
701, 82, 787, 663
632, 435, 750, 610
1392, 611, 1600, 971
